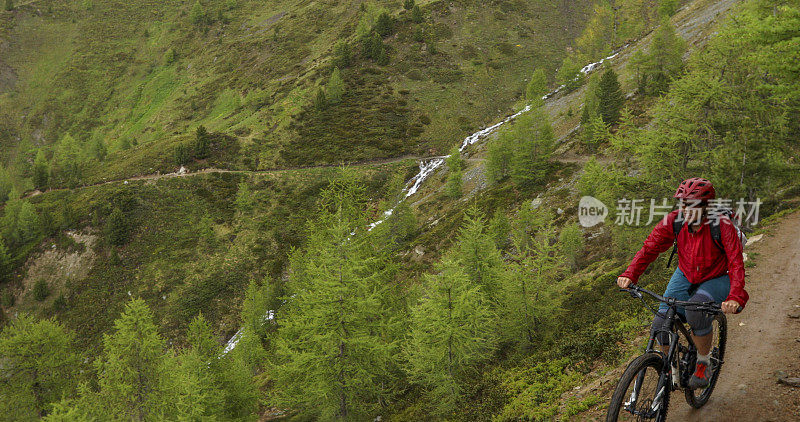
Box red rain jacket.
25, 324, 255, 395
619, 209, 748, 308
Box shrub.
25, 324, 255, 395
33, 279, 49, 302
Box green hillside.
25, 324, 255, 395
1, 0, 798, 420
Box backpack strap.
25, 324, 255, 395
667, 211, 684, 267
709, 221, 725, 253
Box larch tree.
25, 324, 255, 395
270, 169, 401, 420
327, 67, 345, 104
597, 67, 624, 125
0, 314, 80, 419
404, 255, 497, 415
508, 107, 555, 187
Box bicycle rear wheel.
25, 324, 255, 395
684, 312, 727, 408
607, 352, 670, 422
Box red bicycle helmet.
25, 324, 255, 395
674, 177, 715, 200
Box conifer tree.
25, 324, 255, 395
445, 146, 463, 199
405, 256, 497, 414
0, 165, 12, 204
4, 0, 13, 12
0, 314, 80, 419
94, 299, 168, 420
374, 11, 393, 37
104, 207, 128, 246
403, 0, 414, 11
486, 129, 512, 184
190, 0, 207, 25
597, 67, 624, 125
327, 67, 345, 103
0, 237, 10, 281
33, 150, 49, 190
270, 169, 401, 420
193, 125, 210, 159
197, 213, 217, 251
234, 180, 256, 212
525, 68, 547, 104
501, 211, 562, 347
314, 87, 327, 110
333, 40, 352, 68
453, 207, 506, 303
581, 71, 601, 129
17, 201, 41, 243
556, 56, 583, 91
411, 5, 423, 23
508, 107, 555, 187
646, 17, 685, 95
558, 223, 585, 271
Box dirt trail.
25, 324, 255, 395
665, 209, 800, 421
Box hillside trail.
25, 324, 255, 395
664, 208, 800, 420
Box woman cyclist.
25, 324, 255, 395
616, 177, 748, 389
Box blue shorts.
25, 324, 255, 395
658, 266, 731, 317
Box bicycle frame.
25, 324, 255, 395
625, 304, 693, 417
620, 286, 724, 417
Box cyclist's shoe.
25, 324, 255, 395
688, 361, 713, 389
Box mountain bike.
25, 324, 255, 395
606, 284, 734, 421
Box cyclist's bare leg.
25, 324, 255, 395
692, 332, 712, 355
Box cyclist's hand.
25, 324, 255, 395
721, 300, 741, 314
617, 277, 632, 289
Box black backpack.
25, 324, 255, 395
666, 208, 747, 267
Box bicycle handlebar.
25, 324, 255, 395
619, 284, 742, 314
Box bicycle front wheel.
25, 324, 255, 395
607, 352, 670, 422
684, 312, 727, 408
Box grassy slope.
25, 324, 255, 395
0, 0, 593, 185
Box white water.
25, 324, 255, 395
220, 45, 630, 357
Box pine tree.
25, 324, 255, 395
0, 314, 80, 419
190, 0, 208, 25
327, 67, 345, 104
183, 312, 256, 419
445, 146, 463, 199
580, 72, 601, 127
556, 56, 583, 91
234, 180, 256, 212
193, 125, 210, 159
17, 201, 41, 243
332, 40, 352, 68
597, 67, 624, 125
1, 190, 22, 244
33, 150, 49, 190
404, 256, 497, 414
445, 169, 462, 198
54, 133, 82, 187
104, 207, 128, 246
0, 165, 12, 204
94, 299, 169, 420
0, 237, 10, 281
486, 129, 512, 184
658, 0, 680, 17
508, 107, 555, 187
374, 11, 393, 37
270, 169, 400, 420
558, 223, 585, 271
453, 207, 506, 303
411, 5, 424, 23
641, 17, 685, 95
314, 87, 327, 110
525, 68, 547, 104
501, 213, 562, 348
